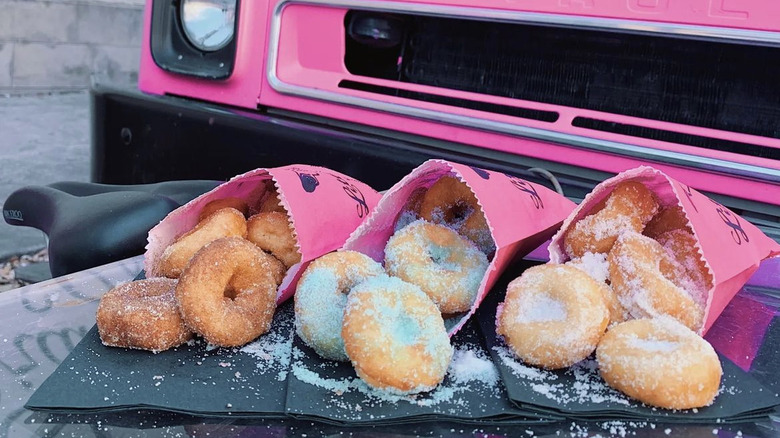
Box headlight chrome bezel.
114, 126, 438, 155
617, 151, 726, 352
150, 0, 239, 80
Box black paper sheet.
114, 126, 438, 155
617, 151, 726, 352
476, 282, 780, 423
284, 319, 557, 426
26, 265, 779, 427
26, 302, 296, 419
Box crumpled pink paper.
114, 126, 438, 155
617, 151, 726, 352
343, 159, 577, 335
144, 164, 382, 302
548, 166, 780, 334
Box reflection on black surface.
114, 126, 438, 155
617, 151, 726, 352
10, 259, 780, 438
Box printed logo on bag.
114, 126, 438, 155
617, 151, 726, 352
505, 175, 544, 209
293, 170, 320, 193
709, 199, 749, 245
3, 210, 23, 221
329, 173, 370, 218
680, 184, 699, 213
470, 167, 491, 180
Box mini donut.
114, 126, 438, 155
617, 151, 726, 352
97, 278, 193, 352
198, 197, 248, 221
158, 207, 247, 278
294, 250, 385, 361
342, 275, 453, 394
597, 317, 722, 410
393, 187, 427, 232
564, 181, 659, 258
258, 185, 286, 213
419, 175, 494, 255
496, 264, 609, 369
384, 220, 489, 314
565, 252, 628, 325
176, 237, 284, 347
655, 229, 712, 303
608, 232, 704, 331
643, 205, 691, 239
246, 211, 301, 268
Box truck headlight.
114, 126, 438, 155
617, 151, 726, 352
150, 0, 239, 79
181, 0, 237, 52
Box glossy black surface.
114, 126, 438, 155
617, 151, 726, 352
89, 85, 600, 199
2, 257, 779, 437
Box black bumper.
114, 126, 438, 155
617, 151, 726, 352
90, 85, 601, 198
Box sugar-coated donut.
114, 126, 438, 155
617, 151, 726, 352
294, 250, 385, 361
565, 252, 628, 325
597, 317, 722, 410
608, 232, 703, 331
247, 211, 301, 268
198, 197, 248, 221
419, 175, 494, 255
643, 205, 691, 239
342, 275, 453, 394
158, 208, 247, 278
97, 278, 193, 353
384, 220, 489, 314
496, 264, 609, 369
393, 187, 427, 232
176, 237, 284, 347
655, 229, 712, 305
564, 181, 659, 258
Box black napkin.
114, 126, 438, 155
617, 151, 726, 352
475, 281, 780, 423
283, 318, 558, 426
26, 302, 296, 419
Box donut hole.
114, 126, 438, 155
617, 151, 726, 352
448, 201, 474, 224
518, 293, 567, 323
394, 313, 423, 345
223, 285, 239, 300
630, 337, 680, 353
427, 243, 459, 270
428, 201, 477, 233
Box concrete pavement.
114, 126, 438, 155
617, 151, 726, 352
0, 91, 91, 260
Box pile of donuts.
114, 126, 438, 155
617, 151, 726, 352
295, 174, 493, 394
96, 185, 301, 352
497, 180, 722, 410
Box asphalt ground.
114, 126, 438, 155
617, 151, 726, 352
0, 91, 91, 261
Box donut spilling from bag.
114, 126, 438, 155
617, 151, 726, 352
97, 186, 297, 351
497, 175, 725, 410
96, 165, 384, 353
294, 172, 494, 394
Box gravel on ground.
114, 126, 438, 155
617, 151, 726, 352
0, 249, 49, 292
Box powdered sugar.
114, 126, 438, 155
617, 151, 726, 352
241, 306, 294, 381
494, 345, 631, 406
566, 252, 610, 284
289, 339, 504, 421
515, 293, 567, 323
448, 347, 499, 386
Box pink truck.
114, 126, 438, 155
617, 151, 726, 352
89, 0, 777, 244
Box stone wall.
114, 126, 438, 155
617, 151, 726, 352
0, 0, 144, 93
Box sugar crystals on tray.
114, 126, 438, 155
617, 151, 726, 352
494, 345, 630, 406
290, 342, 503, 419
240, 307, 294, 382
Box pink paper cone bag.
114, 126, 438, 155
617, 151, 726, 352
548, 166, 780, 334
344, 159, 577, 335
145, 164, 382, 302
